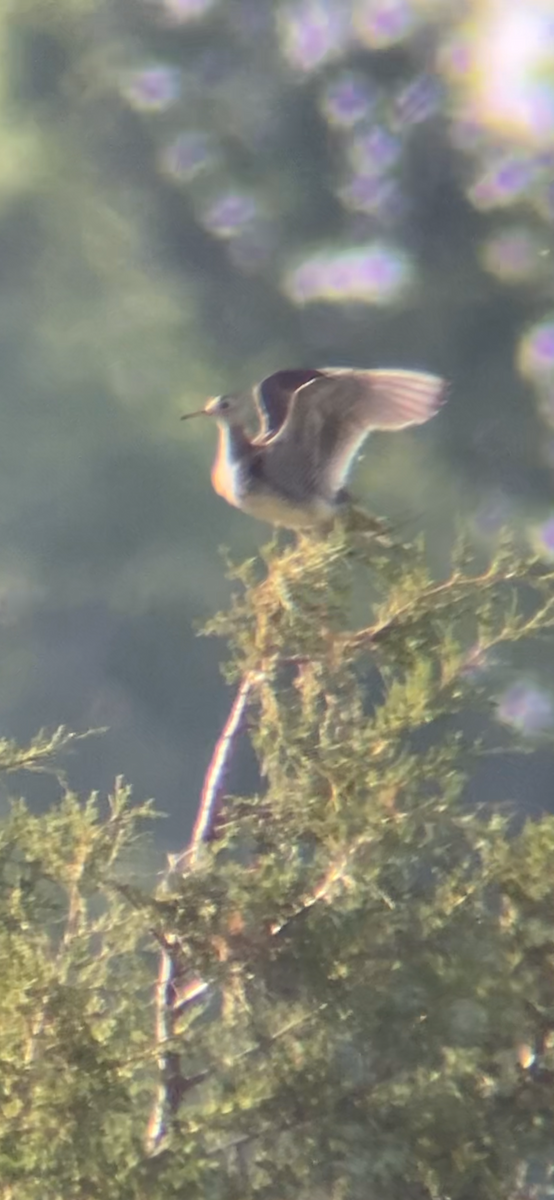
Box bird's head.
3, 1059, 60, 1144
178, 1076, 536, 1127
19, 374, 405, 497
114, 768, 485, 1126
181, 393, 250, 427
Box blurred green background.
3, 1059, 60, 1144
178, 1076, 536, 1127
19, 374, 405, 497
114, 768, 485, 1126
1, 0, 553, 849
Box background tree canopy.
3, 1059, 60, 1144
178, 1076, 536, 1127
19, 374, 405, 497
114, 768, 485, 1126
0, 0, 553, 837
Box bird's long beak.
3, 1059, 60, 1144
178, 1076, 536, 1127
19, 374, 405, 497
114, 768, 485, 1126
181, 407, 209, 421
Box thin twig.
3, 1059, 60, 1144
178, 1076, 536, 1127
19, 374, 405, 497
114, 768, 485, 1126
345, 563, 521, 653
270, 833, 374, 936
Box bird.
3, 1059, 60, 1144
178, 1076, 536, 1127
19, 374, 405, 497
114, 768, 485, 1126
181, 366, 446, 529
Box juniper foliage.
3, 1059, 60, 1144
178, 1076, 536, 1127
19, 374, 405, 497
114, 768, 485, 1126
3, 524, 554, 1199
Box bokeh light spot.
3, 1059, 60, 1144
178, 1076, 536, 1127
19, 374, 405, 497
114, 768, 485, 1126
159, 131, 217, 182
518, 317, 554, 380
200, 190, 260, 238
277, 0, 350, 72
496, 680, 554, 736
480, 225, 546, 283
354, 0, 419, 49
283, 242, 414, 305
157, 0, 218, 21
468, 154, 538, 211
348, 126, 402, 175
532, 514, 554, 559
319, 71, 376, 128
122, 64, 181, 112
339, 172, 402, 220
393, 74, 442, 127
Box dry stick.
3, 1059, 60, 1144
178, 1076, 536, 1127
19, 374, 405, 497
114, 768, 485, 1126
146, 670, 263, 1154
188, 670, 265, 866
146, 930, 211, 1154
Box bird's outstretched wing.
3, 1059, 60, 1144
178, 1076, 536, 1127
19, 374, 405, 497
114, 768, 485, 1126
262, 368, 446, 499
253, 368, 325, 441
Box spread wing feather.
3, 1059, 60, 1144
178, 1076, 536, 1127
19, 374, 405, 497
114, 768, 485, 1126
262, 368, 446, 500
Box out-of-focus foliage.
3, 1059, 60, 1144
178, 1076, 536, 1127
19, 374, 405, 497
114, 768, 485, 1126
0, 776, 156, 1198
6, 0, 554, 418
4, 523, 554, 1197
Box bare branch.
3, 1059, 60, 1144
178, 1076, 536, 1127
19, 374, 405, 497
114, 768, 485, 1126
146, 671, 263, 1152
187, 669, 264, 868
145, 934, 210, 1154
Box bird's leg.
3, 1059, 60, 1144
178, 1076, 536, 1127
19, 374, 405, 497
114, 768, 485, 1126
332, 488, 389, 535
338, 497, 395, 542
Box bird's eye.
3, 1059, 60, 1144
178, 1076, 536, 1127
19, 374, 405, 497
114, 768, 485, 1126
218, 397, 231, 411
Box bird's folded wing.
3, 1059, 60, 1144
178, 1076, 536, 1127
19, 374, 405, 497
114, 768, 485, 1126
253, 368, 325, 441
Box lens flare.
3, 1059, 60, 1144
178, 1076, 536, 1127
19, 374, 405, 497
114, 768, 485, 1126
454, 0, 554, 147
